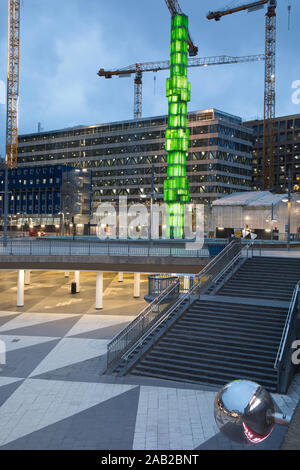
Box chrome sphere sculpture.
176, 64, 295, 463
214, 379, 277, 445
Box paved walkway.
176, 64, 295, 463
0, 270, 148, 315
0, 310, 299, 450
281, 399, 300, 449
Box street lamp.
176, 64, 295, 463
58, 211, 65, 237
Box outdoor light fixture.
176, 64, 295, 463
282, 198, 288, 202
164, 13, 190, 239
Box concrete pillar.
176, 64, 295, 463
118, 272, 123, 282
184, 276, 190, 291
17, 270, 24, 307
64, 271, 69, 278
74, 270, 80, 293
24, 270, 31, 285
134, 272, 141, 298
96, 271, 104, 310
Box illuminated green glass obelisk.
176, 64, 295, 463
164, 13, 190, 239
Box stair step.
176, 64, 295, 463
180, 315, 284, 332
149, 349, 275, 370
158, 338, 277, 359
219, 290, 292, 300
170, 323, 282, 342
133, 363, 277, 389
188, 308, 287, 323
154, 344, 275, 364
165, 331, 278, 350
131, 368, 277, 393
193, 301, 287, 314
175, 320, 283, 339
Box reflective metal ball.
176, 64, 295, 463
214, 380, 275, 445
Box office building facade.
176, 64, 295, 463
17, 109, 253, 213
0, 164, 91, 233
245, 113, 300, 191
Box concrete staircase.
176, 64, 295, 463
129, 299, 286, 392
126, 256, 300, 392
217, 256, 300, 302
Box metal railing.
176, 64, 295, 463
0, 239, 213, 258
191, 238, 243, 295
274, 280, 300, 378
120, 277, 205, 371
106, 278, 181, 370
106, 238, 245, 371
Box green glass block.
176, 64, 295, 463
172, 14, 188, 29
167, 166, 186, 178
167, 153, 186, 165
170, 53, 187, 67
171, 40, 187, 54
170, 64, 187, 76
171, 26, 188, 41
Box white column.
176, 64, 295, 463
134, 272, 141, 298
118, 272, 123, 282
96, 271, 104, 310
64, 271, 69, 278
17, 270, 24, 307
184, 276, 190, 291
74, 271, 80, 293
24, 270, 31, 285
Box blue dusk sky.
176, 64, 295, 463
0, 0, 299, 158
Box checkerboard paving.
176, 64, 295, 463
0, 311, 299, 450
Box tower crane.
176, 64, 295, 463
6, 0, 21, 169
207, 0, 277, 190
98, 54, 265, 120
126, 0, 199, 121
164, 0, 198, 57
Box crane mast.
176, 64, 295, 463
6, 0, 20, 169
206, 0, 277, 190
263, 2, 276, 190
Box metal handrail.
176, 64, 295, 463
274, 280, 300, 370
122, 278, 203, 364
106, 278, 180, 369
106, 238, 244, 370
121, 240, 246, 365
194, 239, 239, 275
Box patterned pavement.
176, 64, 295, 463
0, 310, 299, 450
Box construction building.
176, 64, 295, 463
245, 113, 300, 191
17, 108, 253, 212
